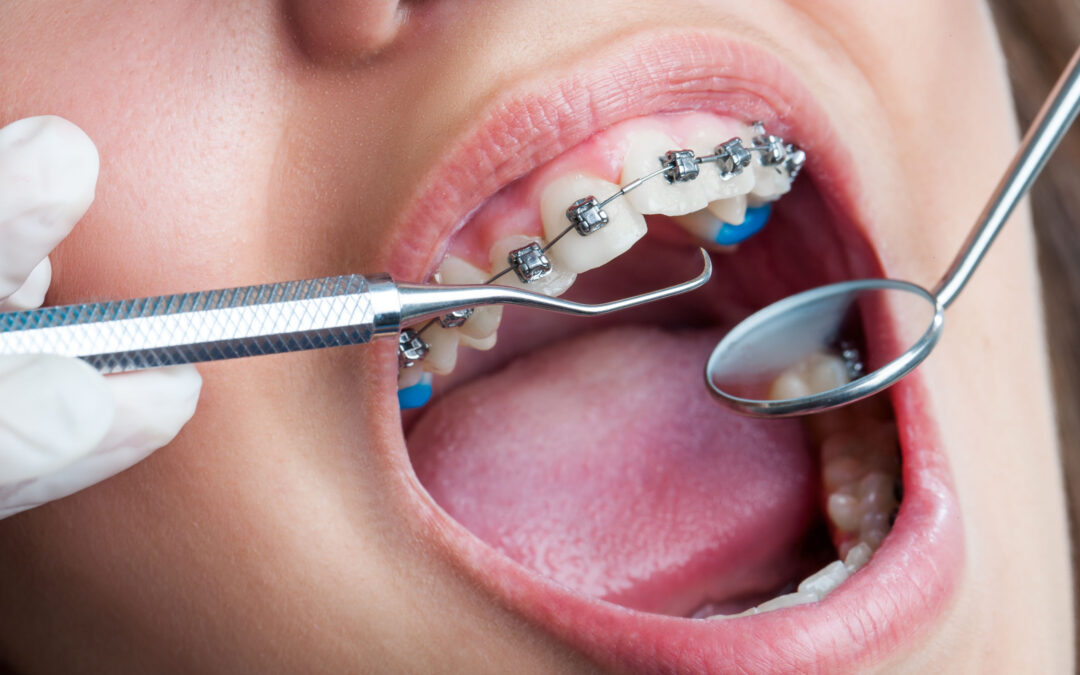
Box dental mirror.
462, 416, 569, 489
707, 45, 1080, 417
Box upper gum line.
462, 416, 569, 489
442, 111, 766, 270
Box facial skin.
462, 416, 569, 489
0, 1, 1072, 672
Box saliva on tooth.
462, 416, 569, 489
396, 122, 805, 411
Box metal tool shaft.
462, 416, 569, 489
934, 46, 1080, 308
0, 275, 396, 373
0, 250, 712, 373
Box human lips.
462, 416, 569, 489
381, 29, 962, 673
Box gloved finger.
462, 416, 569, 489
0, 364, 201, 519
0, 257, 51, 312
0, 116, 98, 302
0, 354, 115, 485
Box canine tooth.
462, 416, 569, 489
706, 195, 747, 225
827, 491, 861, 532
797, 560, 849, 599
540, 173, 647, 273
489, 235, 576, 297
621, 129, 709, 216
421, 325, 460, 375
753, 590, 817, 613
435, 256, 503, 340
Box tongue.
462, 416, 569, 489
407, 326, 820, 616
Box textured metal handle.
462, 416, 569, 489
0, 275, 381, 373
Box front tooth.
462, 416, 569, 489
621, 129, 708, 216
435, 256, 503, 340
422, 325, 460, 375
541, 173, 647, 274
489, 234, 576, 296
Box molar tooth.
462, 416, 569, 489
797, 560, 849, 599
827, 491, 861, 532
621, 129, 709, 216
858, 471, 897, 514
489, 235, 576, 296
421, 325, 460, 375
435, 256, 503, 340
540, 173, 647, 274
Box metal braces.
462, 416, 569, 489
838, 340, 865, 380
398, 329, 429, 369
399, 122, 804, 368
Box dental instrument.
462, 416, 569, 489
706, 45, 1080, 417
0, 251, 712, 373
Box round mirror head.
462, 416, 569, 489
705, 279, 944, 417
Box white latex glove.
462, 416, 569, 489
0, 116, 201, 519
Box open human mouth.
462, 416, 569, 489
385, 30, 962, 673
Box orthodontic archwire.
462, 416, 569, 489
399, 122, 806, 371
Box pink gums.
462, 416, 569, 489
447, 112, 747, 270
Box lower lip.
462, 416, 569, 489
387, 30, 963, 672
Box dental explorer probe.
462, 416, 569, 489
0, 250, 712, 374
706, 44, 1080, 417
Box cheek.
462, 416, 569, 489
1, 5, 289, 303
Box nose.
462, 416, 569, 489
287, 0, 406, 62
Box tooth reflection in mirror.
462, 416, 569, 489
706, 279, 943, 417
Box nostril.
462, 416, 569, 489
286, 0, 406, 62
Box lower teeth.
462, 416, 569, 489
701, 352, 901, 620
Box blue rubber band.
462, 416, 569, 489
713, 203, 772, 246
398, 373, 434, 409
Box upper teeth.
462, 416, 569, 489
399, 117, 803, 390
541, 173, 646, 274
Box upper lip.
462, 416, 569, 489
382, 28, 963, 673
